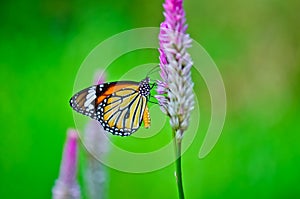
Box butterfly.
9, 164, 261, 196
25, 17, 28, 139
70, 77, 153, 136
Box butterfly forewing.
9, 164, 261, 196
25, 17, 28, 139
70, 85, 98, 120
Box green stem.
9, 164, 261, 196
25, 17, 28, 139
175, 136, 185, 199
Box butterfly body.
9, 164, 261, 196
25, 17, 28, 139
70, 77, 151, 136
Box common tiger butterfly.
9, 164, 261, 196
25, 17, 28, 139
70, 77, 153, 136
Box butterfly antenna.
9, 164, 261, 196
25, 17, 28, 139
146, 65, 160, 77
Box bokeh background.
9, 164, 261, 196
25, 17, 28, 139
1, 0, 300, 198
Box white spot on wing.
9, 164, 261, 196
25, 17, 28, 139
84, 94, 96, 107
87, 104, 94, 111
86, 91, 95, 99
88, 86, 96, 93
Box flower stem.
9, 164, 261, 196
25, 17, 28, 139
174, 132, 185, 199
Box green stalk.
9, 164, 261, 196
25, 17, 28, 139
174, 130, 185, 199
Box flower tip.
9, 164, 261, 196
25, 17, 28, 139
67, 128, 79, 140
93, 69, 106, 85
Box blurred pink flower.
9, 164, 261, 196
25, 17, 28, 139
93, 69, 106, 85
52, 129, 81, 199
83, 70, 108, 199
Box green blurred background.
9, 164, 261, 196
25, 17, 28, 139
1, 0, 300, 198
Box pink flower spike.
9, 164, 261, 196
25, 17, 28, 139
156, 0, 194, 137
52, 129, 81, 199
156, 2, 194, 198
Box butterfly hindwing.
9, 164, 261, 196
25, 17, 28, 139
96, 87, 148, 136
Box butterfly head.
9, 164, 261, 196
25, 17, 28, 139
139, 77, 151, 96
